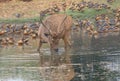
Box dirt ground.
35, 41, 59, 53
0, 0, 74, 19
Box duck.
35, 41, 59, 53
0, 30, 6, 35
6, 37, 15, 45
23, 28, 30, 35
93, 30, 98, 35
17, 38, 29, 46
31, 33, 38, 39
113, 27, 120, 32
0, 38, 8, 46
17, 40, 23, 46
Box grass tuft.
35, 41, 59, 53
66, 8, 110, 20
0, 17, 40, 23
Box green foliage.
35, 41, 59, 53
108, 0, 120, 9
0, 17, 40, 24
65, 8, 110, 20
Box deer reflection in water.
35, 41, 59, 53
38, 50, 75, 81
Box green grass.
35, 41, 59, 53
65, 8, 111, 20
106, 0, 120, 9
0, 16, 40, 24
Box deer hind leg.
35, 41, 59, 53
63, 37, 71, 50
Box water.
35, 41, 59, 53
71, 31, 120, 81
0, 31, 120, 81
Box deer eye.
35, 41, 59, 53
44, 33, 49, 37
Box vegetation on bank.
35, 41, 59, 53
0, 17, 40, 23
0, 9, 113, 23
0, 0, 119, 23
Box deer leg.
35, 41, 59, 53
66, 30, 72, 46
63, 38, 68, 50
64, 38, 71, 49
63, 34, 71, 50
37, 39, 42, 52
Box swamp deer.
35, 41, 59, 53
37, 14, 73, 52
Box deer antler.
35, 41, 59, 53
57, 14, 67, 37
39, 12, 53, 36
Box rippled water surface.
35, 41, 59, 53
0, 32, 120, 81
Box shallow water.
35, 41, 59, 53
0, 32, 120, 81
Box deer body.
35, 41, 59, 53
37, 14, 73, 52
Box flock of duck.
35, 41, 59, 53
0, 22, 39, 47
74, 7, 120, 36
0, 0, 120, 47
40, 0, 114, 15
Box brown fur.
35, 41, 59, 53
37, 14, 73, 52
